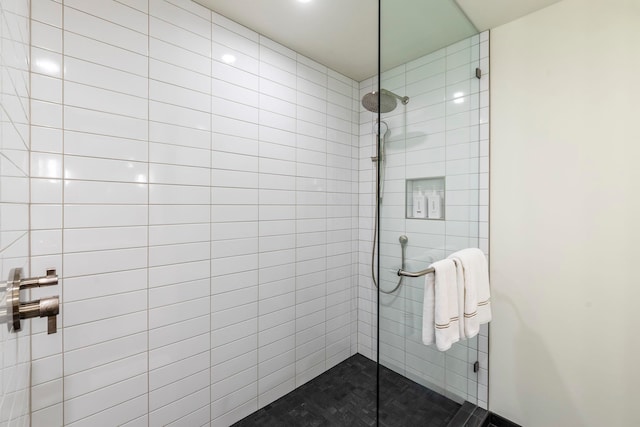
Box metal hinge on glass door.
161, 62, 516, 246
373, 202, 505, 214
0, 268, 59, 334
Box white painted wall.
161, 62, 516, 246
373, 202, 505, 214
490, 0, 640, 425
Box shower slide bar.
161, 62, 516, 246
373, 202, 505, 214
397, 266, 435, 278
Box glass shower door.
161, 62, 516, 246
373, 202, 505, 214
376, 0, 486, 425
0, 0, 32, 425
0, 297, 31, 427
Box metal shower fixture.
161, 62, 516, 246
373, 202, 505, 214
361, 89, 410, 113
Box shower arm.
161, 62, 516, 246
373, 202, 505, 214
381, 89, 409, 105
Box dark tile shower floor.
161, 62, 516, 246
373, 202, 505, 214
233, 353, 462, 427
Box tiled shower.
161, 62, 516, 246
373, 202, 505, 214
2, 0, 489, 426
29, 1, 359, 425
358, 34, 490, 407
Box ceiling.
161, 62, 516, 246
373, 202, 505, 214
455, 0, 564, 32
194, 0, 563, 82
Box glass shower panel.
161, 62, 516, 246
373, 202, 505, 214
0, 0, 32, 425
377, 0, 484, 424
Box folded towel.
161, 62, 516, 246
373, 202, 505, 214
422, 259, 460, 351
448, 248, 491, 339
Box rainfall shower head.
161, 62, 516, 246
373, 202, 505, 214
361, 89, 409, 113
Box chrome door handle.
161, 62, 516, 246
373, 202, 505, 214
1, 268, 60, 334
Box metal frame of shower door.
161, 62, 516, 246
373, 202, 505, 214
375, 0, 381, 425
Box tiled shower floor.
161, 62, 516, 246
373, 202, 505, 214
233, 353, 462, 427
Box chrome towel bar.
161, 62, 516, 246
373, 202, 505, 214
397, 266, 435, 278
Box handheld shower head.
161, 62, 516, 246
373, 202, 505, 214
374, 119, 389, 136
399, 235, 408, 246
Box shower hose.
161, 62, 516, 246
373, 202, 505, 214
370, 128, 405, 295
371, 213, 405, 294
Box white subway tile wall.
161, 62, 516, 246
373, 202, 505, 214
28, 1, 360, 426
149, 1, 211, 426
0, 0, 31, 425
358, 32, 490, 409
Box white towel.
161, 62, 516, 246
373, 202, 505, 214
448, 248, 492, 339
450, 258, 466, 339
421, 259, 460, 351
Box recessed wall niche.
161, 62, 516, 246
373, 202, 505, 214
406, 177, 445, 220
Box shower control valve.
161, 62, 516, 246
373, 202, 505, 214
16, 296, 59, 334
17, 268, 58, 289
2, 267, 60, 334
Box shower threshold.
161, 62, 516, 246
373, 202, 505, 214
233, 353, 473, 427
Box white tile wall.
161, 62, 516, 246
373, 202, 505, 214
0, 1, 31, 425
210, 15, 261, 424
149, 1, 212, 426
358, 32, 490, 409
28, 1, 360, 426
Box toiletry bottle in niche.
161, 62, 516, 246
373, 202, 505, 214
412, 186, 426, 218
428, 190, 442, 219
